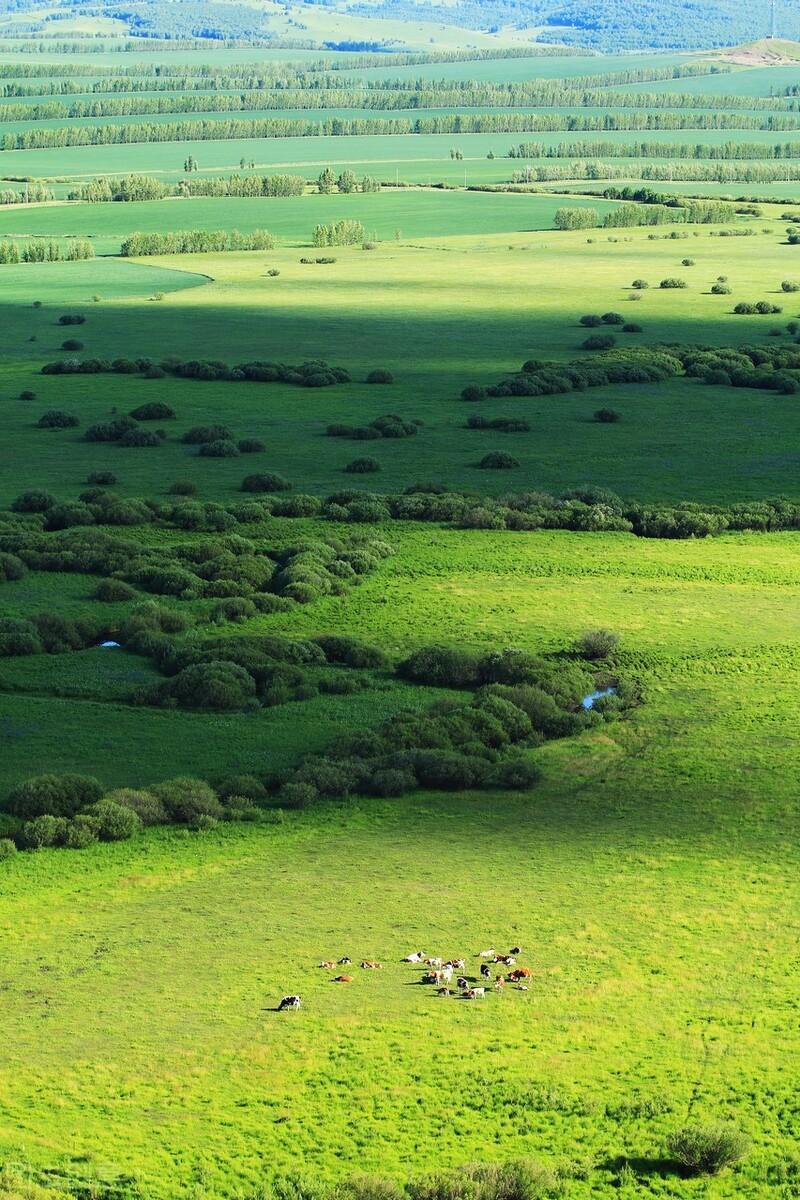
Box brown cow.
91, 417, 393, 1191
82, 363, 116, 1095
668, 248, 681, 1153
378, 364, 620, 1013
360, 960, 383, 970
334, 974, 354, 983
508, 967, 532, 981
318, 960, 336, 969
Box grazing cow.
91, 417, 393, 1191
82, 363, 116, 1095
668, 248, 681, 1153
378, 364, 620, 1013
278, 995, 302, 1011
509, 947, 522, 955
450, 959, 466, 970
494, 955, 515, 967
508, 967, 532, 982
402, 952, 425, 963
436, 987, 451, 997
465, 987, 485, 999
479, 948, 496, 959
457, 975, 469, 990
495, 975, 505, 990
334, 974, 353, 983
425, 957, 443, 968
318, 960, 336, 969
442, 965, 453, 984
338, 957, 352, 965
360, 960, 383, 970
480, 964, 491, 979
422, 972, 438, 984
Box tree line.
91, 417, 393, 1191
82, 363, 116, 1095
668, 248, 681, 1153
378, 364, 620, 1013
0, 238, 93, 263
68, 172, 309, 201
119, 228, 275, 256
508, 159, 800, 183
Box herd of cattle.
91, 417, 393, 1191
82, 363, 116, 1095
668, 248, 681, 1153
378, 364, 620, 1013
277, 946, 531, 1010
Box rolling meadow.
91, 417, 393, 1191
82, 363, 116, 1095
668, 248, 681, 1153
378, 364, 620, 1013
1, 29, 800, 1200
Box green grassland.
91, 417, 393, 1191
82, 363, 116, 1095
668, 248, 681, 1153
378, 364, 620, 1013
3, 36, 800, 1200
0, 191, 619, 250
2, 524, 800, 1197
2, 223, 800, 505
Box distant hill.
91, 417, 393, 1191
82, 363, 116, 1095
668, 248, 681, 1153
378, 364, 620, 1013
2, 0, 800, 53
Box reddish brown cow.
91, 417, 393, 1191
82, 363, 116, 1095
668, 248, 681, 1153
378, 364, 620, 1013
508, 967, 532, 981
334, 974, 354, 983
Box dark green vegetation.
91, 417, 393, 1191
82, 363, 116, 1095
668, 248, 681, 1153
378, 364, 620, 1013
1, 29, 800, 1200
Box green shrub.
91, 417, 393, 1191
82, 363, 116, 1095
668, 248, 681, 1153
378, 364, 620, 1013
582, 334, 616, 351
238, 438, 265, 453
486, 757, 541, 790
130, 401, 175, 421
241, 473, 292, 493
279, 781, 318, 809
0, 838, 17, 861
461, 385, 486, 402
0, 553, 27, 583
345, 457, 380, 473
104, 788, 167, 826
64, 817, 98, 849
781, 280, 799, 292
314, 635, 388, 669
0, 617, 42, 657
660, 278, 687, 289
61, 338, 83, 351
622, 323, 642, 333
668, 1124, 749, 1176
11, 488, 55, 512
579, 314, 602, 327
151, 777, 224, 824
37, 409, 79, 429
366, 369, 394, 384
6, 773, 103, 820
398, 645, 481, 687
578, 628, 619, 659
87, 470, 117, 485
94, 578, 136, 602
601, 311, 624, 325
169, 480, 197, 496
594, 408, 621, 423
631, 279, 649, 289
21, 814, 68, 849
478, 452, 519, 469
82, 799, 142, 842
119, 428, 162, 448
182, 424, 233, 445
198, 438, 240, 458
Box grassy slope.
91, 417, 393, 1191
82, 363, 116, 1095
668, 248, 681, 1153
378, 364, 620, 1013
2, 223, 800, 506
1, 523, 800, 1196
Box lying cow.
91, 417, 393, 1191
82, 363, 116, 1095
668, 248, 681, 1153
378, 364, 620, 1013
402, 952, 425, 963
478, 948, 496, 959
334, 974, 353, 983
338, 957, 352, 965
318, 960, 336, 969
464, 987, 485, 999
360, 960, 383, 970
508, 967, 532, 981
278, 995, 302, 1011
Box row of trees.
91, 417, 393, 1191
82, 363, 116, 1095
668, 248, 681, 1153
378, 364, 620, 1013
509, 140, 800, 162
0, 238, 93, 263
510, 159, 800, 184
119, 229, 274, 256
312, 220, 366, 247
68, 172, 307, 201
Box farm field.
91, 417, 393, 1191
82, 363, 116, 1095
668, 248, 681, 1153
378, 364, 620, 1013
3, 28, 800, 1200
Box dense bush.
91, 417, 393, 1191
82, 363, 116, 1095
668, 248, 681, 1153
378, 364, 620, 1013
37, 409, 79, 429
578, 628, 620, 659
0, 617, 42, 656
151, 777, 224, 824
6, 773, 102, 820
659, 278, 687, 288
238, 438, 265, 453
130, 401, 175, 421
182, 424, 233, 445
467, 416, 530, 433
199, 439, 240, 457
104, 788, 167, 825
366, 369, 394, 384
461, 385, 487, 402
734, 301, 782, 314
582, 334, 616, 351
241, 473, 292, 493
11, 488, 55, 512
118, 428, 162, 447
94, 578, 136, 602
622, 323, 643, 333
594, 408, 621, 423
82, 799, 142, 842
0, 553, 27, 583
478, 452, 519, 469
781, 280, 800, 292
169, 481, 197, 496
601, 312, 624, 325
314, 635, 388, 669
87, 471, 117, 485
58, 314, 85, 325
61, 338, 83, 351
668, 1124, 749, 1176
346, 457, 381, 473
711, 283, 732, 294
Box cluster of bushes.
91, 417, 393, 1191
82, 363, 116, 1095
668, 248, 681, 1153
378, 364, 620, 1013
466, 415, 530, 433
580, 312, 625, 326
133, 624, 386, 712
0, 773, 264, 850
327, 414, 418, 440
680, 343, 800, 395
277, 639, 635, 809
300, 256, 337, 265
120, 229, 275, 256
311, 482, 800, 539
0, 612, 105, 657
733, 301, 783, 315
463, 347, 683, 402
41, 355, 351, 389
